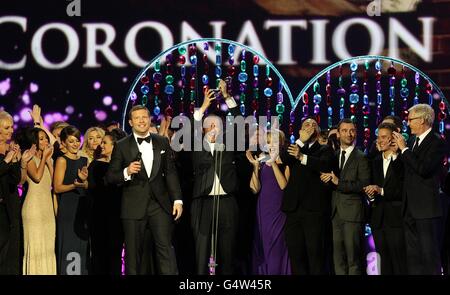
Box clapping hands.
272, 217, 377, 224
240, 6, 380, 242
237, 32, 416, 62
74, 166, 88, 188
320, 171, 339, 185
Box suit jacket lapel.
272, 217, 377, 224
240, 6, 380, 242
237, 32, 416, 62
414, 131, 433, 155
308, 141, 320, 155
384, 157, 396, 187
373, 156, 384, 185
129, 134, 148, 179
341, 148, 357, 178
149, 134, 160, 181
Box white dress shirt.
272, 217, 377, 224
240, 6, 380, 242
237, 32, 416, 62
124, 132, 153, 180
295, 139, 316, 165
380, 152, 398, 196
401, 127, 432, 154
207, 141, 227, 196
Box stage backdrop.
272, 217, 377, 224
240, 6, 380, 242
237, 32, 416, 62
1, 0, 450, 276
1, 0, 449, 132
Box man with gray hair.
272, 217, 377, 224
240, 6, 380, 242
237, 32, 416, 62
392, 103, 447, 275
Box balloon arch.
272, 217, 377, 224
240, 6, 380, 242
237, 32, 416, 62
122, 38, 449, 153
121, 37, 450, 275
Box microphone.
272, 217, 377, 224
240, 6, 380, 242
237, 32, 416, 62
135, 151, 142, 162
131, 152, 142, 180
215, 143, 225, 152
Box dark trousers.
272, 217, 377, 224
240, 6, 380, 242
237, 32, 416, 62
90, 212, 124, 275
0, 203, 21, 275
332, 213, 364, 275
191, 195, 238, 275
404, 210, 442, 275
285, 208, 330, 274
122, 204, 177, 275
372, 226, 407, 275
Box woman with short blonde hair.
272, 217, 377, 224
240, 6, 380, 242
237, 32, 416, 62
80, 127, 105, 165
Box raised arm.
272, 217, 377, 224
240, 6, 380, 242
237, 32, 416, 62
30, 104, 56, 145
246, 151, 261, 194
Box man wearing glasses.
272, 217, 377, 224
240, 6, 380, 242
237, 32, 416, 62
392, 104, 447, 275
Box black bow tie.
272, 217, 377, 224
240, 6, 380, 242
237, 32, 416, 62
137, 135, 151, 145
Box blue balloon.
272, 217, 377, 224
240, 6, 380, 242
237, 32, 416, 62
328, 106, 333, 116
215, 66, 222, 78
164, 85, 175, 95
349, 93, 359, 104
240, 104, 246, 115
202, 74, 209, 85
253, 65, 259, 76
190, 55, 197, 65
140, 85, 149, 95
313, 94, 322, 104
238, 72, 248, 83
264, 88, 273, 97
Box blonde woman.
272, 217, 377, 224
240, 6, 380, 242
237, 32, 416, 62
246, 129, 291, 275
80, 127, 105, 165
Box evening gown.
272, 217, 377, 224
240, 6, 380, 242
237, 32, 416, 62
22, 157, 56, 275
252, 163, 291, 275
56, 155, 89, 275
87, 160, 123, 275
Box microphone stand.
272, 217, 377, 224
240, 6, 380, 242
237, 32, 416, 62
208, 143, 223, 275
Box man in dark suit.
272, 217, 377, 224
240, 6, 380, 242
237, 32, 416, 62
320, 118, 370, 275
190, 80, 241, 275
106, 105, 183, 275
364, 122, 406, 275
392, 103, 447, 275
282, 117, 334, 274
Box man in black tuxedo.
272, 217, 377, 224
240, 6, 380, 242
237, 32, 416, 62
282, 117, 334, 274
320, 118, 370, 275
364, 122, 406, 275
392, 104, 447, 275
106, 105, 183, 275
190, 80, 241, 275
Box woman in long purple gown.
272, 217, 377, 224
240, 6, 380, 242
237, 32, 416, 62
247, 130, 291, 275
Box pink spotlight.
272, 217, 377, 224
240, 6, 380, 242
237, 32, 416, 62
103, 96, 113, 106
52, 113, 63, 122
44, 114, 54, 124
20, 108, 32, 122
94, 110, 107, 122
0, 78, 11, 96
65, 106, 75, 114
22, 92, 30, 105
93, 81, 101, 90
29, 82, 39, 93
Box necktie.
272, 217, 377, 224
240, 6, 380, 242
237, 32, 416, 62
412, 137, 420, 152
340, 150, 346, 171
137, 135, 151, 145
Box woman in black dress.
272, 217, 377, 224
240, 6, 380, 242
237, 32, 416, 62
88, 129, 126, 275
53, 125, 89, 275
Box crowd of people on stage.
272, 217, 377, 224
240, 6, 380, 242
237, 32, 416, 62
0, 79, 449, 275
